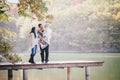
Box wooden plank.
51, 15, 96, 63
0, 61, 104, 70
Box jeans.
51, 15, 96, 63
40, 45, 49, 62
32, 45, 37, 55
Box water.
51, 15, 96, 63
0, 53, 120, 80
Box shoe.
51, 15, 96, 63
45, 60, 49, 64
42, 61, 44, 63
29, 54, 35, 64
31, 61, 36, 64
29, 60, 31, 63
29, 60, 35, 64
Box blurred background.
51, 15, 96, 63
0, 0, 120, 80
1, 0, 120, 53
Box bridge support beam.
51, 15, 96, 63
23, 69, 28, 80
67, 67, 71, 80
8, 69, 13, 80
85, 67, 90, 80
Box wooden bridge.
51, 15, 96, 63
0, 60, 104, 80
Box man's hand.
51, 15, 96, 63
40, 38, 47, 45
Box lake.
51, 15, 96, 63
0, 53, 120, 80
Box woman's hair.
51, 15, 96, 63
30, 27, 36, 38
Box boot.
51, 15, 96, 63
29, 54, 35, 64
28, 54, 32, 63
45, 59, 49, 64
31, 54, 35, 64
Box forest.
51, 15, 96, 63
50, 0, 120, 52
0, 0, 120, 62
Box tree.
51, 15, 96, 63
0, 28, 22, 63
0, 0, 53, 21
0, 0, 9, 21
18, 0, 48, 21
50, 0, 120, 52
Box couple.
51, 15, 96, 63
28, 23, 52, 64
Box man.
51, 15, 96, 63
37, 23, 52, 63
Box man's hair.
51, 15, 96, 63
38, 24, 42, 28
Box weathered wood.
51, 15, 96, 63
0, 61, 104, 80
0, 61, 104, 70
8, 69, 13, 80
23, 69, 28, 80
67, 67, 71, 80
85, 67, 90, 80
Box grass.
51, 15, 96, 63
0, 53, 120, 80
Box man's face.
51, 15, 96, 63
39, 25, 43, 30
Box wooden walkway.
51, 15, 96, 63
0, 60, 104, 80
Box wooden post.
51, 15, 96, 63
23, 69, 28, 80
8, 69, 13, 80
85, 67, 90, 80
67, 67, 71, 80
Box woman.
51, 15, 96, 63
28, 27, 38, 63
